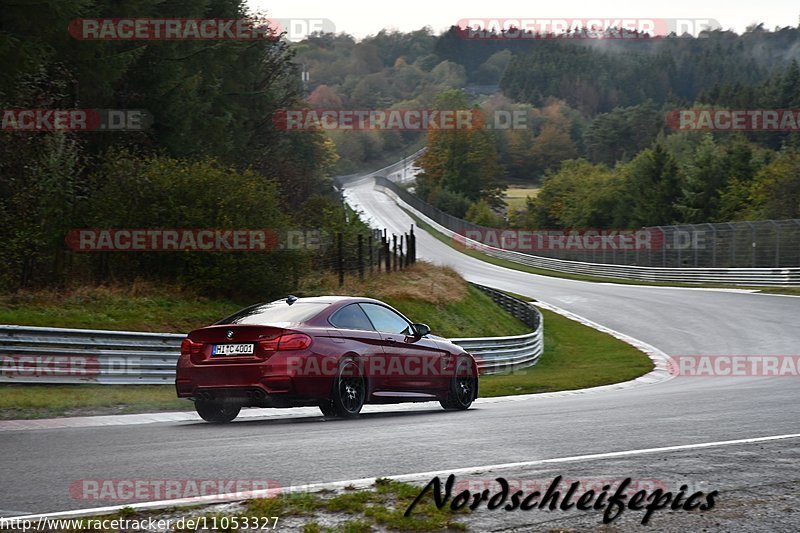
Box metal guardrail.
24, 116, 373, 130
454, 284, 543, 375
0, 300, 543, 383
471, 284, 540, 330
0, 325, 183, 384
371, 178, 800, 269
374, 178, 800, 286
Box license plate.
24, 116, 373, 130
212, 343, 254, 356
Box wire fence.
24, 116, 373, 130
310, 227, 418, 285
375, 177, 800, 268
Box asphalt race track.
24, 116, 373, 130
1, 175, 799, 530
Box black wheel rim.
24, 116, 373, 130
338, 374, 364, 413
455, 377, 472, 405
455, 362, 473, 406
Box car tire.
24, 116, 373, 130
327, 360, 365, 418
440, 359, 476, 411
318, 400, 338, 417
195, 399, 241, 423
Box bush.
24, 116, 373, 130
78, 149, 308, 299
465, 198, 502, 227
426, 187, 472, 218
0, 132, 85, 290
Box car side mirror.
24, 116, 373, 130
411, 323, 431, 337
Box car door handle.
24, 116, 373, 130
385, 337, 396, 344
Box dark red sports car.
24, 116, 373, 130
176, 296, 478, 422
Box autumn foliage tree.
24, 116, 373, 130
416, 90, 505, 212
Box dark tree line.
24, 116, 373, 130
0, 0, 355, 296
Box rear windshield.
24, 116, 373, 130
216, 301, 329, 325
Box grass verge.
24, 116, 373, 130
0, 385, 189, 420
757, 287, 800, 296
479, 307, 653, 396
32, 479, 465, 532
246, 478, 466, 531
297, 262, 530, 338
503, 185, 540, 211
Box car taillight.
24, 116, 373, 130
259, 333, 312, 352
278, 333, 312, 350
181, 338, 203, 363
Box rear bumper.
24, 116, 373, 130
175, 354, 333, 402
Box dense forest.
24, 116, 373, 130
291, 24, 800, 227
2, 6, 800, 293
0, 0, 362, 294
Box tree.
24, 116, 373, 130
675, 134, 727, 223
308, 85, 344, 108
584, 103, 663, 165
624, 143, 682, 227
524, 159, 626, 229
465, 199, 501, 226
747, 150, 800, 219
529, 124, 578, 176
474, 50, 512, 84
716, 137, 763, 221
417, 90, 505, 209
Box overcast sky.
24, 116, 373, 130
249, 0, 799, 40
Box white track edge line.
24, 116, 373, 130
11, 432, 800, 521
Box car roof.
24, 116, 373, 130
274, 296, 383, 305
